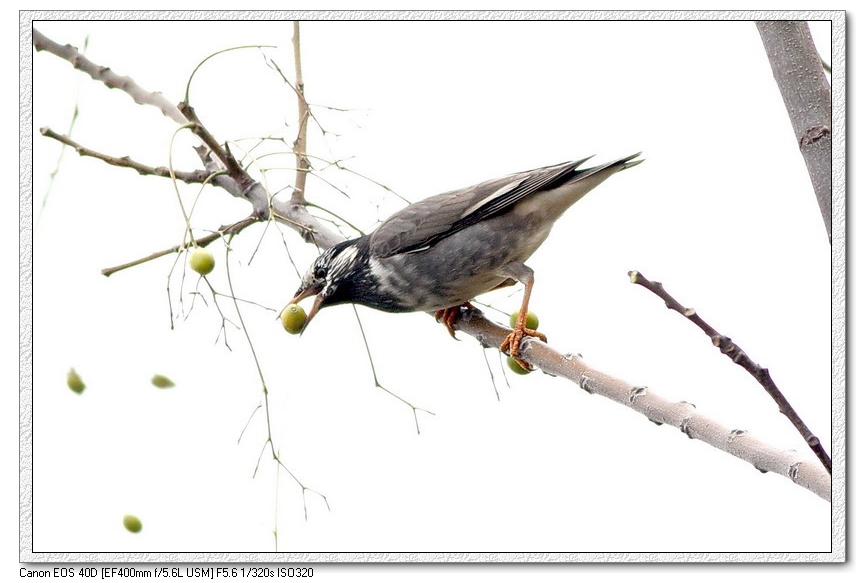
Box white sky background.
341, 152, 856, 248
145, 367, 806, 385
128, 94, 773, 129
25, 17, 839, 559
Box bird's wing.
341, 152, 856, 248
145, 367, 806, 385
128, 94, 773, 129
369, 155, 638, 257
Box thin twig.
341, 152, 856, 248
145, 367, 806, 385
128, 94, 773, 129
628, 270, 831, 475
101, 216, 258, 277
36, 28, 347, 252
223, 233, 329, 518
291, 21, 311, 205
39, 127, 215, 184
36, 34, 88, 227
178, 102, 272, 220
351, 307, 435, 434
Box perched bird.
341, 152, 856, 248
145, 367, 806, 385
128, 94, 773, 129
289, 153, 642, 368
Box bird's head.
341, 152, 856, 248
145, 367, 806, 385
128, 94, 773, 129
288, 238, 368, 332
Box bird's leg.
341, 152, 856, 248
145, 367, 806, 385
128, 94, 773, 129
435, 302, 476, 339
498, 263, 547, 369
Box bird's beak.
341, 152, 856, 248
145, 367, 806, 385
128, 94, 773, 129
289, 287, 325, 333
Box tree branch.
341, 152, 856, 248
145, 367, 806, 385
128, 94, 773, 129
33, 27, 187, 125
448, 307, 830, 501
756, 21, 832, 241
177, 102, 271, 220
291, 21, 311, 205
100, 216, 258, 277
34, 28, 346, 258
39, 126, 214, 184
629, 270, 831, 475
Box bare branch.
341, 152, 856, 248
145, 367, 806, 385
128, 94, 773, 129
101, 216, 258, 277
33, 27, 187, 125
40, 126, 214, 184
448, 307, 830, 501
291, 21, 311, 205
174, 102, 345, 250
629, 270, 831, 475
177, 102, 271, 219
351, 306, 436, 434
35, 28, 346, 254
756, 21, 832, 241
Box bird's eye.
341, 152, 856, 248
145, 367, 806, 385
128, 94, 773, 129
314, 265, 327, 280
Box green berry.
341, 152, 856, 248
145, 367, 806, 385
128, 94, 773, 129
280, 304, 307, 334
189, 248, 215, 276
123, 514, 142, 533
66, 368, 85, 394
151, 374, 175, 389
506, 356, 532, 375
509, 309, 539, 331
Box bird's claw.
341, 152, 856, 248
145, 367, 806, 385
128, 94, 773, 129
435, 303, 476, 339
501, 326, 547, 370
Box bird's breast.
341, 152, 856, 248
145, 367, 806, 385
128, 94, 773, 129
368, 214, 552, 313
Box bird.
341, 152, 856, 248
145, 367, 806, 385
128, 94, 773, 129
289, 153, 642, 368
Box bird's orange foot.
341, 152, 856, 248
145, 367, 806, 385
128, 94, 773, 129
435, 303, 475, 339
500, 326, 547, 370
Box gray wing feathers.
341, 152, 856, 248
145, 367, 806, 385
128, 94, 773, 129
368, 187, 493, 257
369, 154, 640, 257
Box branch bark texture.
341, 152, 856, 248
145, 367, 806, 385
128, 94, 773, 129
451, 309, 830, 502
629, 270, 831, 475
756, 21, 832, 240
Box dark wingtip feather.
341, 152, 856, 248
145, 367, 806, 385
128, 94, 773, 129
621, 152, 644, 169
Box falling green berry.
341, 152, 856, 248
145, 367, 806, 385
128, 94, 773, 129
151, 374, 175, 389
66, 368, 85, 394
506, 356, 532, 375
189, 248, 215, 276
280, 304, 307, 334
510, 310, 539, 331
123, 514, 142, 533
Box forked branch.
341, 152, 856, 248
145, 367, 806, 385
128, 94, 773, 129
629, 270, 831, 475
448, 307, 830, 501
